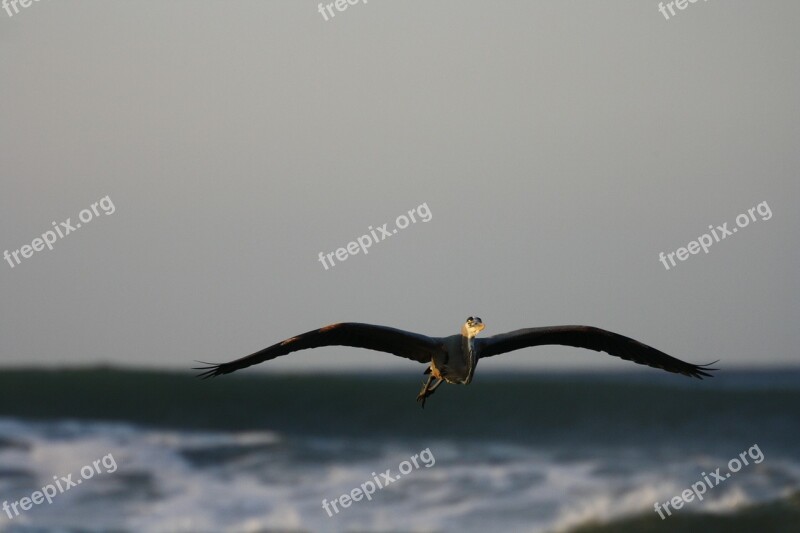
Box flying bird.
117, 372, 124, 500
195, 317, 717, 407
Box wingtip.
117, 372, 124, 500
192, 361, 223, 379
691, 359, 720, 379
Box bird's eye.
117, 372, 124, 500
467, 316, 473, 322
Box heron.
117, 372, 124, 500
195, 317, 717, 407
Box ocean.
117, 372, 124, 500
0, 368, 797, 532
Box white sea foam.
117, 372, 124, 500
0, 418, 797, 532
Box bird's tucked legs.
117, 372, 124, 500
416, 374, 444, 408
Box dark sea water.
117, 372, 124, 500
0, 368, 798, 532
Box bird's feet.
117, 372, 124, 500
416, 379, 441, 408
416, 388, 429, 408
416, 372, 444, 408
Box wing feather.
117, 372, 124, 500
476, 326, 717, 379
194, 322, 441, 378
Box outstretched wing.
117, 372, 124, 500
195, 322, 442, 378
476, 325, 717, 378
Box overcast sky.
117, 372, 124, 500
1, 1, 798, 373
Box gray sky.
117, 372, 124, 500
1, 1, 798, 373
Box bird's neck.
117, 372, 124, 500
460, 326, 477, 348
461, 329, 477, 384
462, 334, 474, 352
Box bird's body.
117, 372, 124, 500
429, 319, 484, 384
196, 317, 716, 407
428, 335, 466, 384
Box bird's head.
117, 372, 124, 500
463, 316, 485, 338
